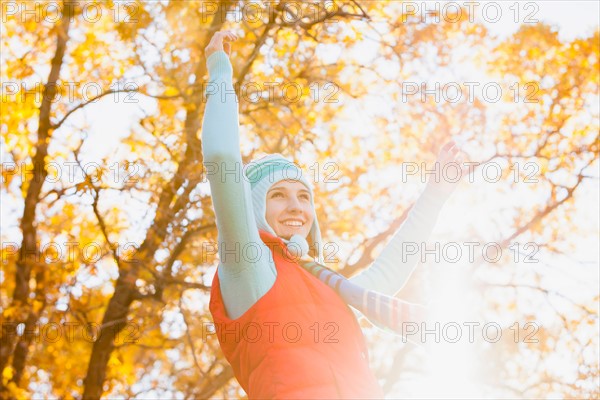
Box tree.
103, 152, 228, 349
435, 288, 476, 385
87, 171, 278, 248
1, 1, 597, 398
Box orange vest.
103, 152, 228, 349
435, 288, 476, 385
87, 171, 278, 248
209, 230, 385, 399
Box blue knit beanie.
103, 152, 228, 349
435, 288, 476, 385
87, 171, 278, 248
245, 153, 323, 262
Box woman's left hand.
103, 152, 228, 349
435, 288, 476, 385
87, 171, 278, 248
426, 139, 473, 195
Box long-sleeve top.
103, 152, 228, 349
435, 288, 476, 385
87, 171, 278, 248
201, 51, 450, 320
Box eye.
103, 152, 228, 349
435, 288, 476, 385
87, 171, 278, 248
300, 194, 310, 201
271, 192, 283, 198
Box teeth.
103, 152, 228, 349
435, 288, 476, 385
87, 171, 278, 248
283, 221, 303, 226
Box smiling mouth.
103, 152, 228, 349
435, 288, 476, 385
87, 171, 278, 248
281, 220, 304, 227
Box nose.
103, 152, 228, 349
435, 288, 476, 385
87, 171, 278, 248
286, 196, 302, 213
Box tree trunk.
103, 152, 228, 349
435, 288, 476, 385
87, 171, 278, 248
0, 1, 73, 394
81, 264, 137, 399
81, 2, 235, 397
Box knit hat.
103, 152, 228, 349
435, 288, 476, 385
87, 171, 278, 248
245, 153, 323, 263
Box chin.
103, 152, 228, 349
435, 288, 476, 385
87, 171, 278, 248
278, 229, 308, 241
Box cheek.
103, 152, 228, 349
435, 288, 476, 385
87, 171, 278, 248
304, 204, 315, 221
265, 202, 274, 222
265, 200, 281, 222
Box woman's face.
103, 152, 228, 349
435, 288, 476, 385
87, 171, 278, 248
265, 179, 314, 240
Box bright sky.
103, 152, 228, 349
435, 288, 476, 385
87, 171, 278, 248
483, 0, 599, 40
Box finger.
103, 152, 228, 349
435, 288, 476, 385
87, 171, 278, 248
214, 31, 230, 43
221, 30, 237, 39
441, 146, 456, 160
441, 141, 455, 153
440, 145, 454, 157
209, 31, 235, 50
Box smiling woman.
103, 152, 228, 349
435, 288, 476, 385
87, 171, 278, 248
200, 30, 465, 399
241, 152, 324, 261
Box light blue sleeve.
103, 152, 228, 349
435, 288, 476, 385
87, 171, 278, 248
201, 51, 276, 319
349, 184, 449, 296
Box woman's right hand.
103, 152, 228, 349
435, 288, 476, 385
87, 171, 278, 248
205, 30, 238, 59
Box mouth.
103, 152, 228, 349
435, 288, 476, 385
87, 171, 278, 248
280, 219, 305, 228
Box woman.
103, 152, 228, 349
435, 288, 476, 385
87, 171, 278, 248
201, 30, 466, 399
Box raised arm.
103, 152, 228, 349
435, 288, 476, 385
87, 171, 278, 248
201, 32, 277, 318
349, 141, 469, 296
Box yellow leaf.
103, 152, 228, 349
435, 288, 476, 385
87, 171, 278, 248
2, 366, 13, 382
